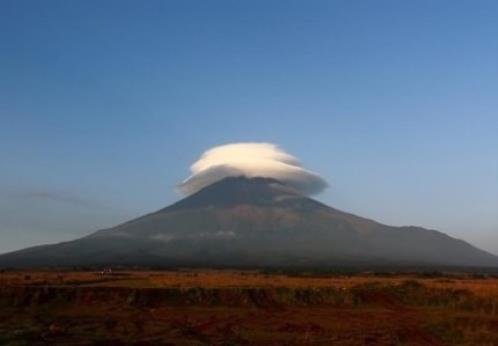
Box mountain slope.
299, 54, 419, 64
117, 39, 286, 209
0, 177, 497, 268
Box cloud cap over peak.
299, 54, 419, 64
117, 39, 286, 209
178, 143, 328, 196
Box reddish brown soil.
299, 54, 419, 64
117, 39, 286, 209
1, 271, 498, 345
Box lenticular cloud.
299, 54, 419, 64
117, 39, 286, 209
178, 143, 328, 196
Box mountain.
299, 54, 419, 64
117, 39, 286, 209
0, 176, 497, 269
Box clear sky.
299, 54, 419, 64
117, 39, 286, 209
1, 0, 497, 254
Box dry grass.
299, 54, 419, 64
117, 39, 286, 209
1, 270, 498, 345
5, 270, 494, 288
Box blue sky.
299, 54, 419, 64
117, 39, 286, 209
1, 0, 497, 254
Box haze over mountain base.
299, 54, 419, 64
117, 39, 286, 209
0, 177, 496, 269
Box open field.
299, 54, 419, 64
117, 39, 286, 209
1, 271, 498, 345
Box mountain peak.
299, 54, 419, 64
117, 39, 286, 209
166, 176, 307, 211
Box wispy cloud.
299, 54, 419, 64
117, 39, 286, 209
0, 187, 105, 209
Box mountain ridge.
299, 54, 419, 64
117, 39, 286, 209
0, 176, 497, 269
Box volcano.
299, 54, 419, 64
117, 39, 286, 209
0, 176, 497, 269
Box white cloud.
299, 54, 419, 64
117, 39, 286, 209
178, 142, 328, 196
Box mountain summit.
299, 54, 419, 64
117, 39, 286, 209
1, 176, 497, 269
